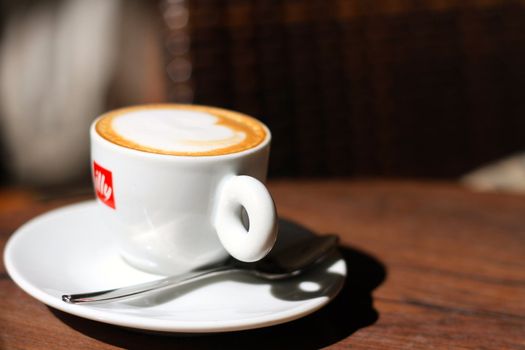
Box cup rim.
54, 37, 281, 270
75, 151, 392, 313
90, 104, 271, 161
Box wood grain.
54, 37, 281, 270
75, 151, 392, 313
1, 180, 524, 349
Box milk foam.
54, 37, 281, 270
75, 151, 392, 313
112, 109, 245, 153
96, 105, 266, 156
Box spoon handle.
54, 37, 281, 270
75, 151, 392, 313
62, 265, 233, 305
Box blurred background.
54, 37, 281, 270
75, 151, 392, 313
1, 0, 525, 192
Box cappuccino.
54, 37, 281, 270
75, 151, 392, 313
95, 104, 267, 156
91, 103, 277, 274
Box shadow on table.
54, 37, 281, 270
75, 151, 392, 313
50, 220, 386, 349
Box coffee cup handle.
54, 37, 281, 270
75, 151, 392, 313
214, 175, 278, 262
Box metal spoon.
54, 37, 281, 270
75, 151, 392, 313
62, 234, 339, 305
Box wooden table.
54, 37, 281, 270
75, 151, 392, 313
1, 180, 524, 349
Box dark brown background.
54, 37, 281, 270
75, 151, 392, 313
184, 0, 525, 177
1, 0, 525, 181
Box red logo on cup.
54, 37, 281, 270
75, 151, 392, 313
93, 161, 115, 209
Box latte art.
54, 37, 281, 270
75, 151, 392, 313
95, 105, 267, 156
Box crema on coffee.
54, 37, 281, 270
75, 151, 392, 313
95, 104, 267, 156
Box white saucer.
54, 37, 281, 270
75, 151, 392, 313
4, 201, 346, 333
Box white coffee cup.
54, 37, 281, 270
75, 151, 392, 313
90, 104, 278, 275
